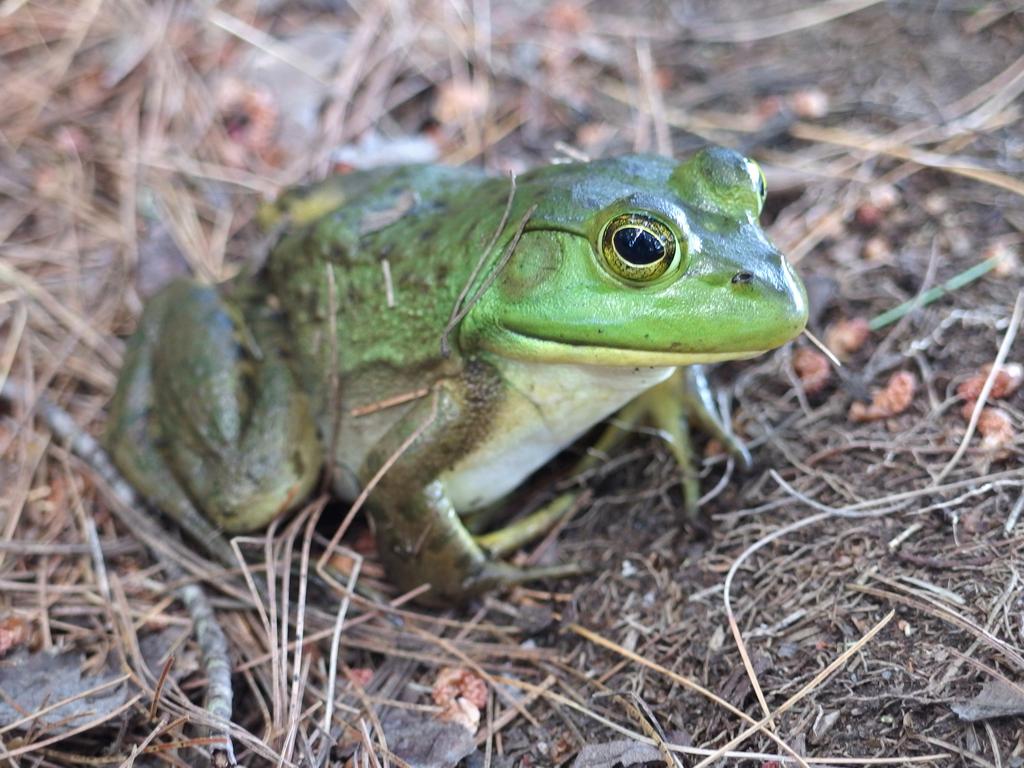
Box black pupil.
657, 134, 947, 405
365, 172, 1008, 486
613, 227, 664, 265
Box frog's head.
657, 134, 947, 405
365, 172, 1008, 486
461, 147, 808, 367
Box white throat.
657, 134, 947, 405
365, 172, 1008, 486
441, 359, 675, 511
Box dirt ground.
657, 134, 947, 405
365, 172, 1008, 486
1, 1, 1023, 766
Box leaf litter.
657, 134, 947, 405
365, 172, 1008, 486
1, 1, 1023, 766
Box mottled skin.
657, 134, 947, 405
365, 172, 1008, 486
106, 147, 808, 604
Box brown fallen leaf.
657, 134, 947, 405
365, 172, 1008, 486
792, 347, 831, 395
952, 679, 1024, 721
977, 407, 1015, 452
825, 317, 870, 361
0, 615, 30, 657
433, 667, 487, 710
957, 362, 1023, 402
432, 666, 487, 734
849, 371, 916, 423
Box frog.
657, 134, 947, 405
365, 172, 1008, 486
105, 146, 808, 605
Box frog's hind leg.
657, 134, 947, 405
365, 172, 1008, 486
105, 286, 237, 566
105, 280, 321, 564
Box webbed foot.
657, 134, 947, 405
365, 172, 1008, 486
572, 365, 750, 523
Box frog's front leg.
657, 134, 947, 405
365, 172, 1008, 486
105, 280, 321, 562
551, 366, 749, 526
624, 366, 751, 519
363, 370, 578, 605
443, 366, 753, 567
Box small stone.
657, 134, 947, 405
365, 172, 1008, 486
789, 88, 829, 118
862, 235, 893, 262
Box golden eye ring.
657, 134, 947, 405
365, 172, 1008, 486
599, 213, 678, 282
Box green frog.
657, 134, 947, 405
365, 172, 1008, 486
106, 147, 807, 604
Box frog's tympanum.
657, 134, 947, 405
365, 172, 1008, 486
106, 147, 807, 604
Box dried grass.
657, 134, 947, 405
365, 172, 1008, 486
1, 1, 1023, 766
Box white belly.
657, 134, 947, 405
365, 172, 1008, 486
441, 360, 675, 510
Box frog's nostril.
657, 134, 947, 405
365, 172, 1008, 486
731, 270, 754, 285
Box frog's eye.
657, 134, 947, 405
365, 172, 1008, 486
756, 166, 767, 204
600, 213, 678, 283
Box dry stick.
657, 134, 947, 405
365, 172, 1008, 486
604, 692, 683, 768
921, 736, 999, 768
935, 288, 1024, 484
1006, 491, 1024, 535
475, 676, 555, 748
274, 506, 310, 763
282, 501, 328, 765
323, 263, 344, 495
950, 647, 1024, 708
205, 8, 331, 85
683, 0, 883, 43
802, 328, 842, 368
316, 388, 440, 576
0, 261, 122, 368
0, 300, 27, 395
849, 584, 1024, 672
483, 688, 494, 768
341, 664, 390, 765
229, 536, 278, 722
717, 470, 921, 756
403, 622, 542, 730
492, 674, 942, 765
122, 715, 170, 768
0, 382, 238, 765
636, 39, 670, 156
439, 173, 519, 356
263, 514, 286, 734
692, 611, 895, 768
789, 123, 1024, 198
721, 508, 836, 729
324, 555, 362, 732
150, 657, 176, 721
349, 386, 430, 417
937, 569, 1021, 689
567, 624, 808, 767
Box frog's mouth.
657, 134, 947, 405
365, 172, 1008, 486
487, 328, 771, 367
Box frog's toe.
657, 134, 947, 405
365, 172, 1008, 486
462, 559, 585, 597
473, 492, 576, 558
614, 366, 751, 521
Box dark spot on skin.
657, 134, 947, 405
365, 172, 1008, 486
731, 271, 754, 285
421, 226, 438, 241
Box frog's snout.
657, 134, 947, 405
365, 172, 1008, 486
725, 255, 808, 349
